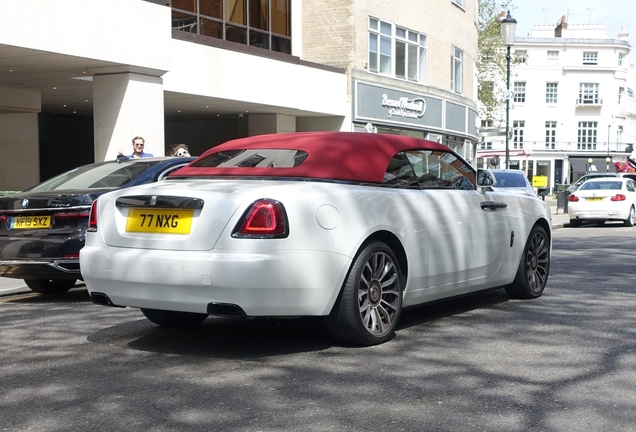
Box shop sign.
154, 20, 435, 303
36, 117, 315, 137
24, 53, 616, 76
381, 94, 426, 119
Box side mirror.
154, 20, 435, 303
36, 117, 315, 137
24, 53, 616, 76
477, 169, 497, 187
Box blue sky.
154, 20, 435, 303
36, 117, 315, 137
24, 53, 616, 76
511, 0, 635, 63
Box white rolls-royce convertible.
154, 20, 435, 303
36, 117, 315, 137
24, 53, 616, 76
80, 132, 552, 345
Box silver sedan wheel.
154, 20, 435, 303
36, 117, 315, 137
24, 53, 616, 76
506, 225, 550, 299
325, 241, 403, 346
358, 251, 400, 336
625, 206, 636, 227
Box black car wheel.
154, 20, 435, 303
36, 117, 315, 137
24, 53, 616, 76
505, 225, 550, 299
325, 241, 403, 346
624, 206, 636, 227
24, 278, 76, 295
141, 308, 208, 327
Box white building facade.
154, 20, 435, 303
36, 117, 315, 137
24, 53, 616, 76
477, 16, 634, 193
0, 0, 480, 191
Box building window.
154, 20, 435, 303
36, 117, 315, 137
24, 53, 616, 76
395, 27, 427, 82
514, 50, 527, 64
451, 46, 463, 94
578, 83, 600, 104
546, 82, 558, 103
545, 121, 556, 149
629, 88, 635, 98
582, 51, 598, 65
452, 0, 465, 7
547, 50, 559, 61
369, 19, 427, 83
513, 82, 526, 103
480, 141, 492, 150
619, 53, 624, 66
577, 121, 597, 150
369, 18, 392, 75
171, 0, 291, 54
617, 125, 623, 144
618, 87, 625, 104
513, 120, 525, 149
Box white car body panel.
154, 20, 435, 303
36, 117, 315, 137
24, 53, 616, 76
81, 178, 551, 316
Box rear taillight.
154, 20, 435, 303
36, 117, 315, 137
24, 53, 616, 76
88, 200, 98, 231
568, 195, 579, 202
611, 194, 626, 201
233, 199, 288, 238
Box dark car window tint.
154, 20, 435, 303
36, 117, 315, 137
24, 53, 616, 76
493, 172, 526, 187
27, 160, 163, 192
192, 149, 308, 168
382, 150, 475, 189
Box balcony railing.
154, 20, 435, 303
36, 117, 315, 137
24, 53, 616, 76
479, 141, 631, 154
575, 98, 602, 106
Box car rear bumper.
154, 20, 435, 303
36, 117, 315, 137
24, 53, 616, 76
568, 209, 629, 221
80, 245, 352, 317
0, 259, 81, 279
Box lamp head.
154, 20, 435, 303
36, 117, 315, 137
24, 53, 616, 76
501, 11, 517, 46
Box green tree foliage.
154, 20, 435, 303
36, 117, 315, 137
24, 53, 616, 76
477, 0, 514, 124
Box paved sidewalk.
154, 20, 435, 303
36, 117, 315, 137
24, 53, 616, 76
1, 197, 569, 298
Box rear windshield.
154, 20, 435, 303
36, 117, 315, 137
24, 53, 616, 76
580, 181, 623, 191
191, 149, 308, 168
27, 160, 163, 192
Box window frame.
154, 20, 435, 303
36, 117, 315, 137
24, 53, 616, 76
577, 121, 598, 150
545, 121, 557, 150
513, 82, 526, 103
369, 18, 427, 83
582, 51, 598, 65
545, 82, 558, 104
451, 46, 464, 94
170, 0, 291, 54
513, 120, 525, 149
578, 83, 600, 105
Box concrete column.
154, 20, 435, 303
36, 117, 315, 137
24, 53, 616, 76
0, 113, 39, 191
248, 114, 296, 137
92, 72, 165, 161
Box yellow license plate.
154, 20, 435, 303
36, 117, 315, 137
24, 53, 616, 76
586, 197, 603, 202
10, 216, 51, 229
125, 209, 193, 234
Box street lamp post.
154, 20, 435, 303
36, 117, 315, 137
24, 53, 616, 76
588, 158, 593, 174
501, 11, 517, 169
606, 156, 611, 172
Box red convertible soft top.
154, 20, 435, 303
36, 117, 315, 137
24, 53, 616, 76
170, 132, 453, 183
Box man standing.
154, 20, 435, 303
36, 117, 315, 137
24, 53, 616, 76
118, 136, 154, 158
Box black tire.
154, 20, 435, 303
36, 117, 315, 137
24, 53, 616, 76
624, 206, 636, 227
141, 308, 208, 327
505, 225, 550, 299
325, 241, 403, 346
24, 278, 76, 295
569, 219, 581, 227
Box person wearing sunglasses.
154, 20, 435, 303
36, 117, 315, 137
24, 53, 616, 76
117, 136, 154, 159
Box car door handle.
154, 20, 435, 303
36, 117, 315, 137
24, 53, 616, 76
480, 201, 507, 211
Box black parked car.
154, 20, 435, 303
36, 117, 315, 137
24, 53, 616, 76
0, 156, 193, 294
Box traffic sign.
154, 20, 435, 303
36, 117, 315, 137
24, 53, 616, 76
502, 90, 515, 100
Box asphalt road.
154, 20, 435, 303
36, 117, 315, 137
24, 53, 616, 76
1, 224, 635, 431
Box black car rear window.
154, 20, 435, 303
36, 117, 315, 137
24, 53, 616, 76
27, 160, 163, 191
